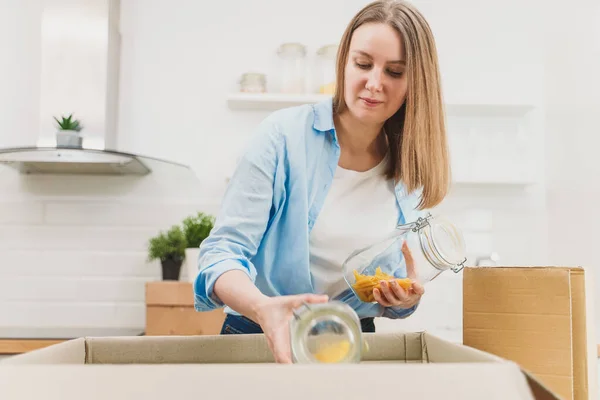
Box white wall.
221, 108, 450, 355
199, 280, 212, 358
0, 0, 597, 342
0, 0, 42, 147
543, 0, 600, 335
38, 0, 110, 149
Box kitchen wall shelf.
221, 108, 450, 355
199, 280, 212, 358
227, 93, 331, 110
445, 103, 534, 117
452, 178, 536, 186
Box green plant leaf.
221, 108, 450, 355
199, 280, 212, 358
182, 212, 215, 249
147, 225, 187, 262
54, 114, 82, 131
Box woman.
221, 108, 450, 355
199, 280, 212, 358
194, 0, 449, 363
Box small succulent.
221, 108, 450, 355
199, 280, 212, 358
54, 114, 83, 132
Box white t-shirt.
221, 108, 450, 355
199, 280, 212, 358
309, 153, 399, 299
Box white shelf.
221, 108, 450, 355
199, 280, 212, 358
227, 93, 331, 110
227, 93, 534, 116
445, 103, 534, 117
452, 178, 535, 186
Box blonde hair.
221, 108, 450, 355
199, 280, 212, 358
333, 0, 450, 209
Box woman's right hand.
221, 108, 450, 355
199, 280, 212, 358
254, 293, 329, 364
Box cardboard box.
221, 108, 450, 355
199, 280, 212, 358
464, 266, 597, 400
0, 332, 560, 399
145, 281, 225, 335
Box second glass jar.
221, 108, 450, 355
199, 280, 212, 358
276, 42, 307, 94
342, 213, 467, 303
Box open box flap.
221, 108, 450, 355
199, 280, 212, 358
0, 363, 548, 400
423, 332, 560, 400
1, 338, 85, 365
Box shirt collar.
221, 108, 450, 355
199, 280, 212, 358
312, 97, 335, 133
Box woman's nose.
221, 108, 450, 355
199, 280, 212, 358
365, 69, 383, 92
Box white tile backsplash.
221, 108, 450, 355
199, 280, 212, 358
0, 251, 156, 277
0, 225, 158, 252
0, 202, 45, 224
0, 277, 151, 302
0, 302, 144, 328
0, 160, 216, 338
44, 202, 201, 227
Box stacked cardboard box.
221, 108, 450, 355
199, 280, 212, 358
463, 266, 597, 400
145, 281, 224, 335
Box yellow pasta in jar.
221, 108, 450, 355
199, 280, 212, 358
352, 267, 413, 302
313, 340, 351, 363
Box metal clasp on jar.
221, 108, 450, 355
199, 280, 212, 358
411, 212, 433, 232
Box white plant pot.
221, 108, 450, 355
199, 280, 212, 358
56, 130, 83, 148
184, 248, 201, 283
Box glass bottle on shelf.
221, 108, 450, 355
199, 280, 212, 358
239, 72, 267, 93
276, 43, 307, 94
315, 44, 338, 95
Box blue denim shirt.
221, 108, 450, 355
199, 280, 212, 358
194, 98, 424, 319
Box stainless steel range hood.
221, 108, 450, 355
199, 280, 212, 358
0, 2, 186, 177
0, 147, 150, 175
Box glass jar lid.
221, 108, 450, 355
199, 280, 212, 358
239, 72, 266, 84
415, 214, 467, 272
277, 42, 307, 57
316, 44, 338, 59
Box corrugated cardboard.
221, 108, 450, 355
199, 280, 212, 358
145, 281, 225, 335
0, 332, 560, 400
464, 266, 597, 400
146, 281, 196, 306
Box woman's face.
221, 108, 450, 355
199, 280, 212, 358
343, 22, 408, 125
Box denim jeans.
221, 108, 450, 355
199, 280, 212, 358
220, 314, 376, 334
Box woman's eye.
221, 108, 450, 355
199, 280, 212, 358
388, 70, 404, 77
355, 62, 371, 70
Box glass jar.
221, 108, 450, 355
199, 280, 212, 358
315, 44, 338, 95
342, 213, 467, 303
276, 42, 307, 94
239, 72, 266, 93
290, 301, 363, 364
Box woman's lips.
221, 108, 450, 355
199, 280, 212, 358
360, 97, 383, 107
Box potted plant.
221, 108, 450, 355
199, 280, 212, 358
182, 212, 215, 282
54, 114, 83, 148
147, 225, 187, 280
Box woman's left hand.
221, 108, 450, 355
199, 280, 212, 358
373, 241, 425, 308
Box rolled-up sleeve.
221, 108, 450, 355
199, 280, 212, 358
382, 303, 419, 319
194, 117, 281, 311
